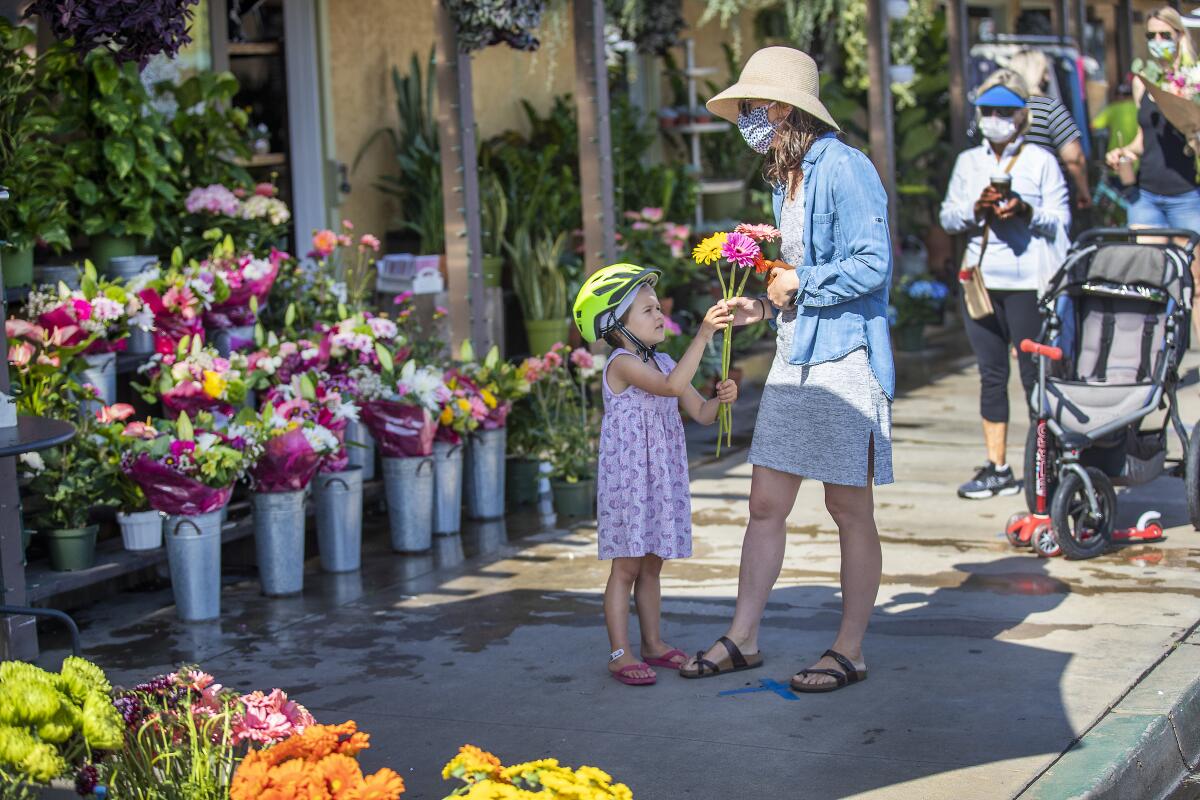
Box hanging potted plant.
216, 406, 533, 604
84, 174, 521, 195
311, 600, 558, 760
442, 0, 546, 52
95, 402, 162, 551
27, 418, 114, 571
244, 398, 340, 597
0, 19, 72, 289
121, 411, 258, 621
506, 227, 568, 355
359, 360, 442, 553
49, 46, 181, 270
457, 340, 531, 519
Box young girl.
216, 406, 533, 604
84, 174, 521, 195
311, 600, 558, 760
572, 262, 738, 686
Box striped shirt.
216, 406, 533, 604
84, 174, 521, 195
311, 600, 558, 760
968, 95, 1081, 155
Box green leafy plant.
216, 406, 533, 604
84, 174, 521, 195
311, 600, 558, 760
28, 420, 116, 530
51, 46, 183, 243
355, 49, 444, 254
507, 228, 567, 322
480, 171, 508, 259
442, 0, 545, 53
0, 19, 72, 253
519, 344, 602, 482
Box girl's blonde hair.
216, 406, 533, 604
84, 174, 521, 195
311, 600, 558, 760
1008, 50, 1049, 97
1148, 6, 1198, 63
763, 104, 837, 200
974, 69, 1034, 137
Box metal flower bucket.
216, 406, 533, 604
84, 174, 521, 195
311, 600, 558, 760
163, 510, 223, 622
252, 489, 307, 596
465, 428, 506, 520
212, 324, 256, 358
382, 456, 434, 552
105, 254, 157, 281
313, 466, 362, 573
127, 326, 155, 354
81, 351, 117, 408
433, 441, 464, 535
344, 418, 376, 481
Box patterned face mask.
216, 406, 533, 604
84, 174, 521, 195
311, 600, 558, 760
737, 103, 777, 154
1149, 38, 1178, 61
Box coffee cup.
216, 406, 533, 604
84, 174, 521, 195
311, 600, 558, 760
989, 172, 1012, 194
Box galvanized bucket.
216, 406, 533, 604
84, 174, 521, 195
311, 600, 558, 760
81, 351, 117, 408
105, 254, 157, 281
382, 456, 434, 552
464, 428, 506, 520
117, 509, 162, 551
252, 489, 307, 596
433, 441, 464, 534
313, 466, 362, 573
127, 326, 155, 354
344, 418, 376, 481
163, 510, 223, 622
212, 324, 256, 358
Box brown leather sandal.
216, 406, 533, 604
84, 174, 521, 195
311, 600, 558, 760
679, 635, 764, 679
789, 649, 868, 693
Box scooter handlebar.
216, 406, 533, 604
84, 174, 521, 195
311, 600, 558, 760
1020, 339, 1062, 361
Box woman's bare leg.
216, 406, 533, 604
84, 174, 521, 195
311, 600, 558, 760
683, 465, 802, 669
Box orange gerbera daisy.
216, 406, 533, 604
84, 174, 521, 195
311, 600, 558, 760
318, 753, 364, 794
354, 768, 406, 799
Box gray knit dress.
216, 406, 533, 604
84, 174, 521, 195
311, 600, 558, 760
747, 182, 895, 487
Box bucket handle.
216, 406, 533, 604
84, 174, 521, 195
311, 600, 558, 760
418, 457, 435, 475
326, 476, 350, 491
171, 518, 203, 538
444, 443, 463, 458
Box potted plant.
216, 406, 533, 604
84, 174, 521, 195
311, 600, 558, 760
457, 340, 532, 519
50, 46, 181, 270
890, 275, 950, 352
480, 171, 507, 288
442, 0, 547, 52
93, 402, 163, 551
505, 380, 546, 508
4, 318, 93, 420
0, 19, 72, 289
121, 411, 258, 621
507, 227, 567, 355
27, 418, 114, 571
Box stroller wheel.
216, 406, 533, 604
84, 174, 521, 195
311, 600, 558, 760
1187, 419, 1200, 531
1006, 512, 1032, 547
1051, 467, 1117, 560
1031, 521, 1061, 558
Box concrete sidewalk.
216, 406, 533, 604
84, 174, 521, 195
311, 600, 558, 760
40, 348, 1200, 799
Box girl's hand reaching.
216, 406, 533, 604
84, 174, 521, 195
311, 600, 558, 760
715, 378, 738, 405
699, 302, 734, 341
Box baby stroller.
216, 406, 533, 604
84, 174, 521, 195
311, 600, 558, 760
1006, 228, 1200, 559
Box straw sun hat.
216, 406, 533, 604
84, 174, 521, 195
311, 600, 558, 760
706, 47, 841, 132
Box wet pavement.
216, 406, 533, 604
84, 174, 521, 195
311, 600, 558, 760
37, 349, 1200, 799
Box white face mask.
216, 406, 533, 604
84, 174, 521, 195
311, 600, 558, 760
979, 115, 1018, 143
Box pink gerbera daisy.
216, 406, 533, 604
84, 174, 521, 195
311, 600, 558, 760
721, 232, 762, 269
734, 223, 782, 243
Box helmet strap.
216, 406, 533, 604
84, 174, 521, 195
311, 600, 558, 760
613, 320, 657, 363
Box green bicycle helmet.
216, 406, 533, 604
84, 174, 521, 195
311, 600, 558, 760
573, 262, 661, 346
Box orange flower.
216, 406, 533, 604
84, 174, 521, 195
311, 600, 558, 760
354, 768, 406, 799
318, 753, 364, 794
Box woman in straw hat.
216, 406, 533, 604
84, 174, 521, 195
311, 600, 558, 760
679, 47, 894, 692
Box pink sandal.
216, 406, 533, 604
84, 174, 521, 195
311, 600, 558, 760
642, 648, 689, 670
610, 649, 656, 685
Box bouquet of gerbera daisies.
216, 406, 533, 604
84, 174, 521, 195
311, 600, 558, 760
136, 335, 248, 417
120, 411, 260, 515
23, 262, 141, 354
692, 222, 782, 456
455, 341, 532, 430
261, 371, 359, 473
357, 360, 445, 458
244, 396, 342, 492
127, 251, 229, 354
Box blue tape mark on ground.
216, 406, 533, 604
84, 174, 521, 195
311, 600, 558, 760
717, 678, 799, 701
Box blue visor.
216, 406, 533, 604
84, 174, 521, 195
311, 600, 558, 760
973, 85, 1026, 108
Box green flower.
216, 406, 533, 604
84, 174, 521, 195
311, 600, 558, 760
59, 657, 111, 705
35, 705, 77, 745
0, 681, 62, 726
81, 692, 122, 750
0, 725, 37, 766
0, 662, 55, 687
18, 741, 66, 783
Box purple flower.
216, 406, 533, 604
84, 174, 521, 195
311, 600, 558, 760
75, 763, 99, 795
721, 232, 762, 269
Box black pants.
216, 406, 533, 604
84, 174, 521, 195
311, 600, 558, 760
962, 289, 1042, 424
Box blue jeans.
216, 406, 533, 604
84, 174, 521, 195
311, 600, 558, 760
1128, 187, 1200, 232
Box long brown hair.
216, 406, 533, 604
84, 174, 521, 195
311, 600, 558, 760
763, 104, 837, 200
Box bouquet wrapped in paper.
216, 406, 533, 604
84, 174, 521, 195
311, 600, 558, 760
456, 340, 532, 431
1134, 60, 1200, 177
120, 412, 259, 515
245, 399, 341, 492
317, 310, 407, 375
23, 261, 140, 354
136, 335, 248, 417
261, 371, 358, 473
357, 360, 444, 458
200, 239, 287, 329
126, 252, 227, 354
435, 368, 489, 445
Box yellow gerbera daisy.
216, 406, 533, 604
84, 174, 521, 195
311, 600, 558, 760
439, 406, 454, 426
691, 232, 728, 265
201, 370, 227, 399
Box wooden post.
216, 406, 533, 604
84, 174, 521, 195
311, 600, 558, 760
1116, 0, 1134, 81
865, 0, 899, 243
1073, 0, 1087, 52
434, 3, 488, 355
946, 0, 970, 155
574, 0, 617, 276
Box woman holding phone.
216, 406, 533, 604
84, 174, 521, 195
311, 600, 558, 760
939, 69, 1070, 500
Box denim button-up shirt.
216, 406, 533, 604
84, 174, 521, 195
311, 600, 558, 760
770, 133, 896, 399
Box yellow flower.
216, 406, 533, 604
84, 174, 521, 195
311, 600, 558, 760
202, 370, 227, 399
691, 232, 727, 265
439, 406, 454, 426
456, 398, 471, 414
480, 389, 497, 409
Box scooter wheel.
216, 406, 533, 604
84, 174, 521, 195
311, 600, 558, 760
1006, 512, 1031, 547
1031, 521, 1061, 558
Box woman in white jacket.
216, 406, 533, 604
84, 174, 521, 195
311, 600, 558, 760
939, 69, 1070, 501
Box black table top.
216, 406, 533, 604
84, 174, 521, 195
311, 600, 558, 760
0, 416, 75, 457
